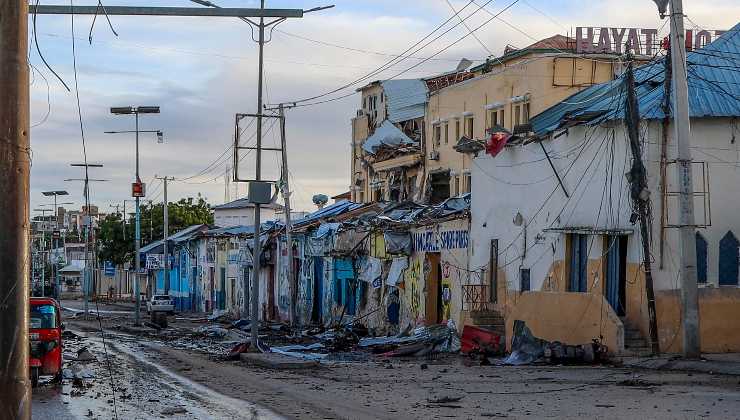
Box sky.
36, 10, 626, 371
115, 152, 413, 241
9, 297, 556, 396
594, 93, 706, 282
28, 0, 740, 215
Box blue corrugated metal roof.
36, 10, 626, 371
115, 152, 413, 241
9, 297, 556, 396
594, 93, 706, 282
362, 120, 415, 155
140, 224, 208, 254
531, 23, 740, 136
381, 79, 428, 123
204, 221, 279, 237
293, 200, 364, 228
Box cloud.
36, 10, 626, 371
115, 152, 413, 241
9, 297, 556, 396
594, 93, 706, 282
28, 0, 740, 215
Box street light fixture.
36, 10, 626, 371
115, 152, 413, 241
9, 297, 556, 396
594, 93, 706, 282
109, 105, 161, 326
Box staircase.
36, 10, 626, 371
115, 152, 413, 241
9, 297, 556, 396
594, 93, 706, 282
470, 310, 506, 336
622, 319, 653, 356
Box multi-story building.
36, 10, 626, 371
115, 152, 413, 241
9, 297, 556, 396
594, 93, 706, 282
350, 79, 428, 203
349, 35, 631, 205
425, 34, 630, 202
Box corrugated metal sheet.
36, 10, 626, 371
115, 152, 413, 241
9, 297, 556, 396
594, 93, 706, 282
381, 79, 428, 123
531, 23, 740, 136
362, 120, 415, 155
293, 200, 364, 228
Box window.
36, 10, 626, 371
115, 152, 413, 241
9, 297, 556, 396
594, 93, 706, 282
489, 110, 498, 128
514, 105, 521, 127
719, 231, 739, 285
374, 189, 383, 202
362, 97, 366, 109
520, 268, 531, 292
455, 119, 460, 141
444, 123, 449, 144
453, 176, 460, 196
569, 234, 588, 292
696, 232, 708, 284
499, 109, 505, 128
463, 173, 472, 194
433, 124, 441, 146
30, 304, 57, 329
523, 102, 530, 124
464, 117, 474, 138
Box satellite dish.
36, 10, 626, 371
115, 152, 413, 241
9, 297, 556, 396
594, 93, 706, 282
652, 0, 669, 18
456, 58, 473, 72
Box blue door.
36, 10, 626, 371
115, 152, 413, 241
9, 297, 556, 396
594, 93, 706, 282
569, 234, 588, 292
719, 231, 739, 286
605, 236, 626, 316
312, 257, 323, 323
219, 267, 226, 310
696, 233, 708, 284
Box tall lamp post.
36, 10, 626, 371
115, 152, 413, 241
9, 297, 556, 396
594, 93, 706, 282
41, 190, 68, 298
109, 106, 162, 325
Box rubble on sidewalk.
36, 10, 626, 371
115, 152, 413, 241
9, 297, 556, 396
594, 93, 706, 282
499, 320, 609, 366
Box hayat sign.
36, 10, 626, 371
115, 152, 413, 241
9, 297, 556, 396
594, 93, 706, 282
576, 27, 727, 56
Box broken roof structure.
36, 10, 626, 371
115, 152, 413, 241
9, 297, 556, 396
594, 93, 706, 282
380, 79, 428, 123
362, 120, 416, 155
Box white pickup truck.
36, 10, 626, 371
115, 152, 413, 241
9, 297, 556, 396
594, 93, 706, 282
146, 294, 174, 314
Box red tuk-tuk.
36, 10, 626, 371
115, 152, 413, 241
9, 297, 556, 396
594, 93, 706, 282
29, 297, 63, 387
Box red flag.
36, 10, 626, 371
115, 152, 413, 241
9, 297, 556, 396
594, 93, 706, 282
485, 130, 511, 157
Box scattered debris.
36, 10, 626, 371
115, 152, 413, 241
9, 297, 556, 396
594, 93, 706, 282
226, 342, 251, 361
500, 320, 608, 365
427, 396, 464, 404
75, 347, 97, 363
461, 325, 503, 356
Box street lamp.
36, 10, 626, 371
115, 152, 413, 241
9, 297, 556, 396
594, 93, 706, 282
109, 105, 161, 325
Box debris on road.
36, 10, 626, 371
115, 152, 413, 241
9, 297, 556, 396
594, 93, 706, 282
500, 320, 609, 366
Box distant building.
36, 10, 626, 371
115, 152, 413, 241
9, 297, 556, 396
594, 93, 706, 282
212, 198, 283, 228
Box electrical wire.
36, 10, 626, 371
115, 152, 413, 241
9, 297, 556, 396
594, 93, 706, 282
69, 1, 118, 418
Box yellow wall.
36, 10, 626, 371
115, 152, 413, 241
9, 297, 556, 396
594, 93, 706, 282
505, 291, 624, 355
656, 288, 740, 353
425, 54, 617, 192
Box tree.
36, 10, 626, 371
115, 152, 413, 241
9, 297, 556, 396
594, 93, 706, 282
97, 196, 213, 265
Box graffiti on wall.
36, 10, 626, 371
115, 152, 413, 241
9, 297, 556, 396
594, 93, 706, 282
405, 257, 423, 319
441, 262, 453, 320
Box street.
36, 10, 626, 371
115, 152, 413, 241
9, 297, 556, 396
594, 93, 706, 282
27, 301, 740, 419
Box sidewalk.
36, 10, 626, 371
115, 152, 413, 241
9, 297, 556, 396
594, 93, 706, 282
623, 353, 740, 375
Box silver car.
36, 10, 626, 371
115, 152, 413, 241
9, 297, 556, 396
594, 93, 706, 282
146, 294, 174, 314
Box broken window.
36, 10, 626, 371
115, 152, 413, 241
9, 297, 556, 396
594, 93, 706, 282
433, 124, 441, 146
463, 173, 472, 194
430, 172, 451, 204
453, 175, 460, 196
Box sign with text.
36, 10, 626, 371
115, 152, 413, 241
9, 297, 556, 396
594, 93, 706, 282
145, 254, 163, 270
576, 27, 727, 56
413, 229, 469, 252
104, 261, 115, 277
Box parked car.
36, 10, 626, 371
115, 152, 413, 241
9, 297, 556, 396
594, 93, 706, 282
146, 295, 174, 314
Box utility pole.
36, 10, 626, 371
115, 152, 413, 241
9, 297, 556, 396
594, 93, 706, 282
42, 190, 69, 298
34, 209, 52, 297
666, 0, 700, 358
278, 104, 297, 326
155, 176, 174, 294
624, 58, 660, 355
0, 2, 31, 417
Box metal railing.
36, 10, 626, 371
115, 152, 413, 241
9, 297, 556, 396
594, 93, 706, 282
462, 284, 493, 312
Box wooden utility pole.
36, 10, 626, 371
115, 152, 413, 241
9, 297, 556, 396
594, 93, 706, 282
624, 59, 660, 355
0, 1, 31, 418
278, 105, 297, 326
